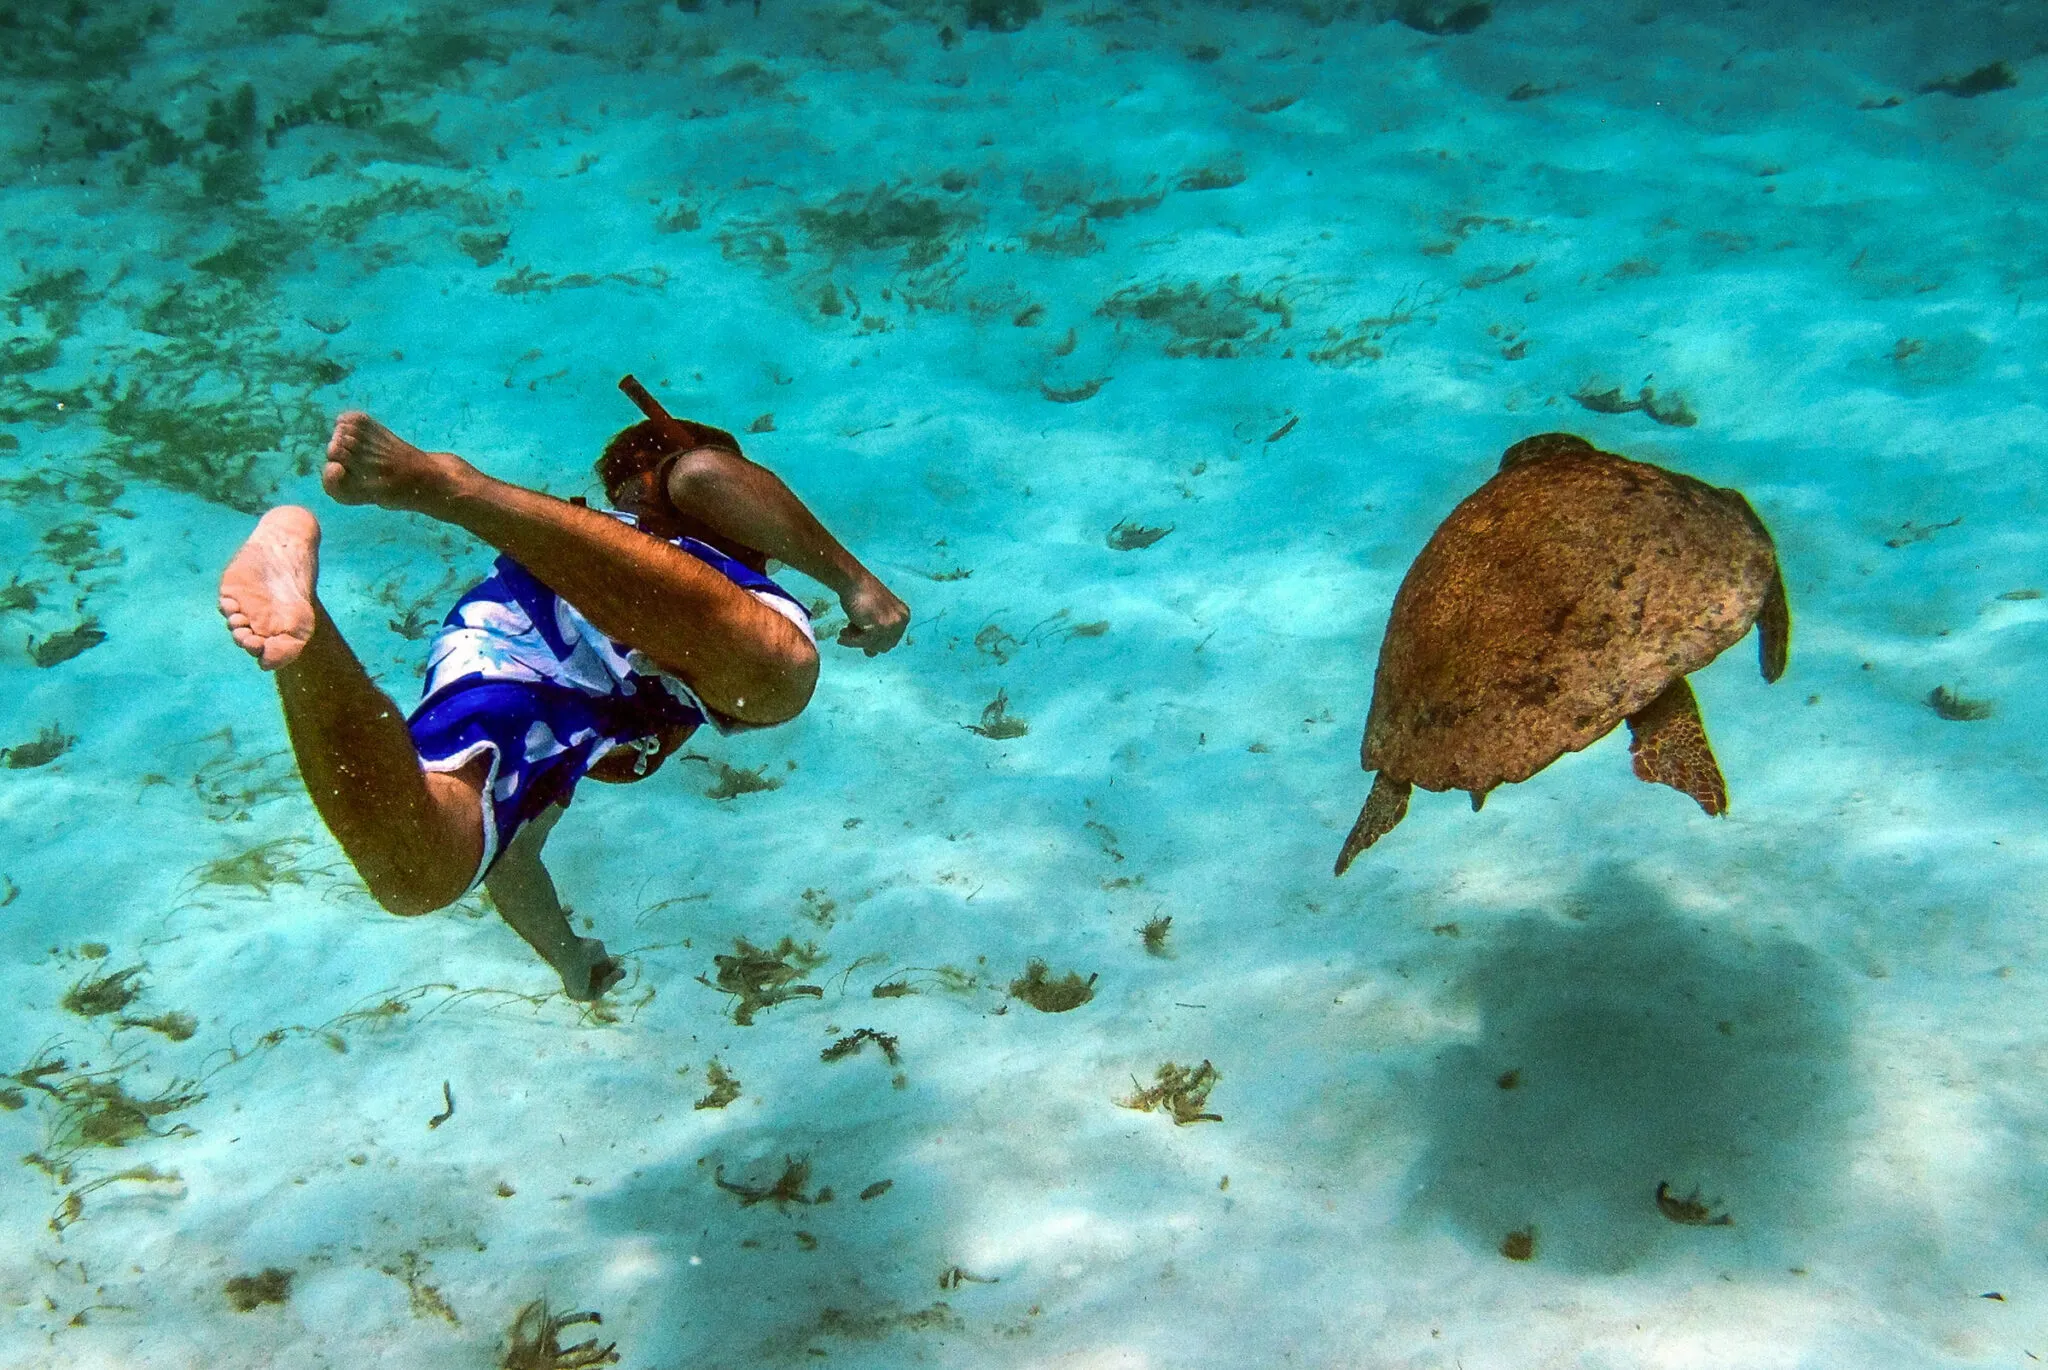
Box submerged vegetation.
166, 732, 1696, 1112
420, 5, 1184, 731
1009, 959, 1097, 1012
186, 727, 300, 821
61, 965, 147, 1018
798, 184, 962, 270
0, 12, 512, 531
28, 620, 106, 668
1099, 277, 1292, 358
700, 937, 826, 1025
694, 1059, 741, 1110
1106, 519, 1173, 551
1572, 381, 1698, 428
1139, 915, 1173, 956
1928, 686, 1995, 721
224, 1268, 294, 1312
697, 759, 783, 800
502, 1299, 618, 1369
714, 1155, 833, 1208
2, 722, 75, 768
1654, 1182, 1734, 1227
1119, 1060, 1222, 1125
188, 837, 324, 897
821, 1028, 901, 1066
965, 688, 1029, 739
8, 1049, 205, 1181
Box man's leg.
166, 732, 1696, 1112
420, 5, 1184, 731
322, 413, 819, 725
219, 507, 485, 915
482, 805, 623, 1001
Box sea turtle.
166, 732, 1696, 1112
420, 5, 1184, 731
1334, 432, 1789, 873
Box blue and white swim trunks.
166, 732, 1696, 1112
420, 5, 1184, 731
406, 514, 813, 886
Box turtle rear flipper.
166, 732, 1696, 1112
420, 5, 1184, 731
1626, 677, 1727, 815
1335, 773, 1412, 875
1757, 564, 1790, 683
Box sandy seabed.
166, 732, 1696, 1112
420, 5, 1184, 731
3, 1, 2047, 1365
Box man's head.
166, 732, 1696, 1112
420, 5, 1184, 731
594, 417, 745, 508
594, 418, 768, 571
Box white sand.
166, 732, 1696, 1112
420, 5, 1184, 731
2, 1, 2045, 1364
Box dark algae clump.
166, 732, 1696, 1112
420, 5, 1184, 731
798, 185, 960, 270
224, 1268, 294, 1312
1119, 1060, 1222, 1124
29, 619, 106, 667
1106, 519, 1173, 551
1572, 381, 1698, 428
3, 722, 74, 768
694, 1059, 741, 1110
700, 937, 825, 1025
1009, 959, 1096, 1012
120, 1011, 197, 1042
690, 756, 783, 799
7, 1049, 203, 1175
502, 1299, 619, 1369
1099, 277, 1291, 358
1655, 1182, 1733, 1227
714, 1156, 831, 1208
0, 575, 45, 613
1884, 516, 1962, 548
1500, 1228, 1536, 1261
965, 688, 1029, 739
62, 965, 146, 1018
822, 1028, 901, 1065
1927, 686, 1994, 721
1921, 61, 2017, 98
1139, 915, 1173, 955
191, 837, 322, 895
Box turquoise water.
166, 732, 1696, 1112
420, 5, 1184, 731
3, 1, 2045, 1364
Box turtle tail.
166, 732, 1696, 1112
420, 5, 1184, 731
1334, 773, 1412, 875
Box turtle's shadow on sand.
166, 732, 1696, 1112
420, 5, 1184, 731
1402, 866, 1858, 1275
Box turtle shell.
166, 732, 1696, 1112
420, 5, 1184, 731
1363, 434, 1782, 794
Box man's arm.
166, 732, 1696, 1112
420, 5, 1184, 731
664, 447, 909, 655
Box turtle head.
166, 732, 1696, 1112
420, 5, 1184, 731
1499, 432, 1597, 472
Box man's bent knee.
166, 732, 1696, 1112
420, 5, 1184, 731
366, 867, 470, 918
725, 634, 819, 726
663, 446, 746, 516
368, 872, 468, 913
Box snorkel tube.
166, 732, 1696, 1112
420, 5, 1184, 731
618, 372, 746, 459
618, 372, 681, 435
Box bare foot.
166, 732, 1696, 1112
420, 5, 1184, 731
557, 936, 625, 1002
322, 411, 470, 513
219, 506, 321, 671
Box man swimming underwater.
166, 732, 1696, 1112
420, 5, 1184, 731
216, 379, 908, 1000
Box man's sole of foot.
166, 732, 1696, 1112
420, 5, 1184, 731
219, 506, 321, 672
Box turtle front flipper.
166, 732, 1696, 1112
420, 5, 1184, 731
1757, 564, 1790, 683
1626, 678, 1727, 816
1335, 772, 1412, 875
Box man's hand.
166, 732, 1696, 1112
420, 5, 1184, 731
837, 576, 908, 656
